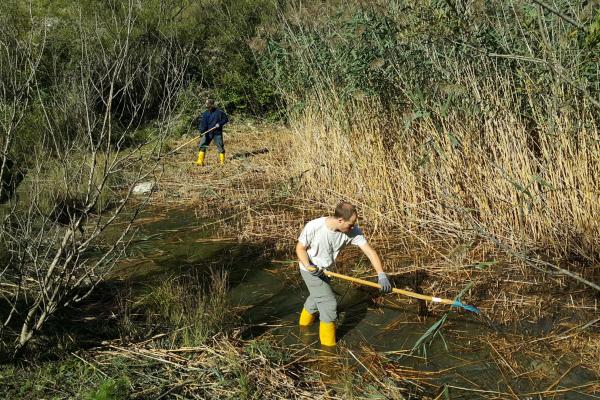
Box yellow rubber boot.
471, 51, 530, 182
299, 308, 315, 326
195, 151, 205, 166
319, 321, 336, 346
219, 152, 225, 165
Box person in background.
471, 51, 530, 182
296, 201, 392, 346
195, 98, 229, 166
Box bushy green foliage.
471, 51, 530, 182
187, 0, 279, 115
264, 10, 401, 101
585, 9, 600, 47
261, 0, 599, 124
85, 377, 130, 400
0, 356, 135, 400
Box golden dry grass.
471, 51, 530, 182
287, 79, 599, 261
154, 122, 296, 212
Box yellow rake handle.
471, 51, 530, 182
316, 269, 455, 306
166, 125, 221, 156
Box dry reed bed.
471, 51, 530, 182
289, 74, 599, 262
110, 328, 597, 400
86, 334, 423, 399
87, 336, 325, 399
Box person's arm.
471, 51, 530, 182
296, 242, 324, 276
359, 243, 391, 293
296, 242, 312, 269
220, 111, 229, 127
199, 112, 208, 133
359, 243, 383, 274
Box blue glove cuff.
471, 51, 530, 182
377, 272, 387, 279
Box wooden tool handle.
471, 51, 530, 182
322, 270, 455, 306
166, 125, 221, 156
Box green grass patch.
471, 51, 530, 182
141, 268, 236, 347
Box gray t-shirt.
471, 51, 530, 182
298, 217, 367, 271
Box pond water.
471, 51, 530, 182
111, 205, 598, 399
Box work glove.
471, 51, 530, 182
309, 264, 325, 277
214, 123, 220, 128
377, 272, 392, 294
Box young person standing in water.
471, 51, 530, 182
296, 201, 392, 346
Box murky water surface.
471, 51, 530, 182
112, 205, 598, 399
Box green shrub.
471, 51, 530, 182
84, 377, 130, 400
14, 152, 124, 219
143, 268, 234, 347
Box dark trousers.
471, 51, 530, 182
198, 132, 224, 153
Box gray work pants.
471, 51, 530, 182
300, 269, 337, 323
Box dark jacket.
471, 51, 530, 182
198, 108, 228, 135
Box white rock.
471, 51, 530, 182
133, 181, 155, 195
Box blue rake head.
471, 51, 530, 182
451, 300, 480, 314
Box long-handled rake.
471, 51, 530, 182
164, 124, 221, 157
310, 268, 480, 314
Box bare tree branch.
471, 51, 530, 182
531, 0, 586, 31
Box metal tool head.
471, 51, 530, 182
452, 300, 481, 314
